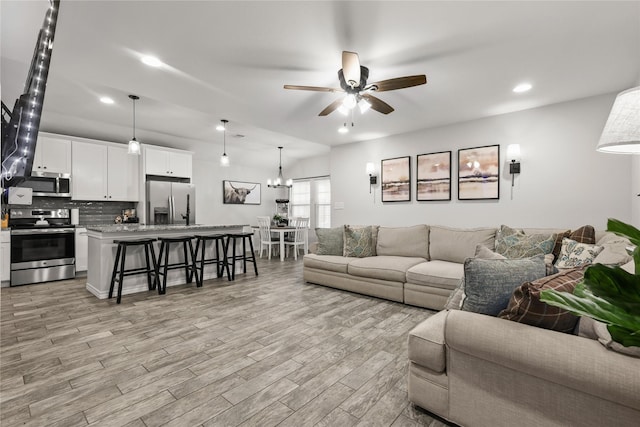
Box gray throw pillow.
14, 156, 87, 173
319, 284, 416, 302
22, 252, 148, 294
461, 255, 547, 316
315, 227, 344, 255
495, 225, 556, 259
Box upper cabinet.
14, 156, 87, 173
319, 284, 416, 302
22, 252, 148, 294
144, 146, 192, 179
72, 141, 139, 201
33, 136, 71, 174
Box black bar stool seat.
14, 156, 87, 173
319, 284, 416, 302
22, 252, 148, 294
225, 231, 258, 280
157, 236, 200, 294
194, 234, 231, 282
109, 238, 158, 304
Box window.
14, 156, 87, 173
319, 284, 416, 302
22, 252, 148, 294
291, 177, 331, 229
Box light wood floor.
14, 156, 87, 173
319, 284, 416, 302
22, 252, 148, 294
1, 257, 451, 427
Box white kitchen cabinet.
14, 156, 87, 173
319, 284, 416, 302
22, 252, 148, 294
33, 136, 72, 174
144, 146, 192, 179
72, 141, 139, 201
1, 230, 10, 283
75, 228, 88, 272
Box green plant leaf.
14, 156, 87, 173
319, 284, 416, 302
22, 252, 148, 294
608, 218, 640, 247
607, 324, 640, 347
583, 264, 640, 311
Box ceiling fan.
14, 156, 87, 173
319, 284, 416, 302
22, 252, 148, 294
284, 51, 427, 116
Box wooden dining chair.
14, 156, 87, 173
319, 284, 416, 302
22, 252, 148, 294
257, 216, 279, 259
284, 217, 309, 260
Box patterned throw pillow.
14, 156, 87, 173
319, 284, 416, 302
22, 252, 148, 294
343, 225, 377, 257
495, 225, 556, 259
461, 255, 547, 316
555, 238, 604, 269
569, 225, 596, 245
315, 227, 344, 255
498, 267, 585, 333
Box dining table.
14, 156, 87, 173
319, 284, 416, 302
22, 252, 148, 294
254, 225, 308, 261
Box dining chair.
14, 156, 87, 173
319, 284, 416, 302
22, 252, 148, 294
257, 216, 279, 259
284, 217, 309, 260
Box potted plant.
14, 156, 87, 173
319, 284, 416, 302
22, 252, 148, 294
272, 214, 285, 227
540, 219, 640, 347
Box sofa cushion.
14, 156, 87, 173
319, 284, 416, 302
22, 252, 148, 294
406, 260, 463, 290
495, 225, 556, 259
429, 226, 496, 263
594, 233, 632, 266
408, 310, 448, 373
555, 238, 604, 269
462, 255, 547, 316
498, 267, 585, 333
303, 254, 351, 274
343, 225, 377, 257
315, 227, 344, 255
348, 256, 426, 282
376, 225, 429, 259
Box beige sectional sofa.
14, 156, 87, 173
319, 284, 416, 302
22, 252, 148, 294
303, 225, 497, 310
303, 224, 607, 310
408, 309, 640, 427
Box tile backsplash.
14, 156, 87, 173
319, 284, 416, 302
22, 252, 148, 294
8, 198, 136, 225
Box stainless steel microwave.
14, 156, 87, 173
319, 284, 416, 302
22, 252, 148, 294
17, 171, 72, 198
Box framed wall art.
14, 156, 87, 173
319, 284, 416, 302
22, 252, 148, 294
223, 180, 261, 205
457, 145, 500, 200
381, 156, 411, 202
417, 151, 451, 201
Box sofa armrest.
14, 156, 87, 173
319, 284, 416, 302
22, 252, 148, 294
408, 310, 449, 373
444, 310, 640, 411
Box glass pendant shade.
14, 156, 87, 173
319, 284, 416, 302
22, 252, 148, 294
128, 138, 141, 155
220, 153, 229, 167
128, 94, 141, 155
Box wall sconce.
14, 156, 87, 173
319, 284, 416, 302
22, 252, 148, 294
507, 144, 521, 187
366, 162, 377, 193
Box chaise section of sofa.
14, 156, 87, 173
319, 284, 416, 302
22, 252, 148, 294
408, 309, 640, 427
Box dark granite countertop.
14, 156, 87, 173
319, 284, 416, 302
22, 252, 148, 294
86, 224, 248, 233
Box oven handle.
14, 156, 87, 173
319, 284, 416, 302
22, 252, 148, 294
11, 228, 75, 235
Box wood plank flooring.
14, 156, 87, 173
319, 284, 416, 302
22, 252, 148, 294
1, 257, 452, 427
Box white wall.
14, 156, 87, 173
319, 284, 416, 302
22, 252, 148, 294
287, 154, 331, 180
192, 159, 279, 226
329, 93, 631, 230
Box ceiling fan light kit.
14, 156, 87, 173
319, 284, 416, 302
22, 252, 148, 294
284, 50, 426, 118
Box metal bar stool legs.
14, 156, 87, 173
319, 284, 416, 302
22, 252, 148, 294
108, 238, 159, 304
156, 236, 200, 294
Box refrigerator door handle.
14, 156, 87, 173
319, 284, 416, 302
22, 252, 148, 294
169, 196, 174, 224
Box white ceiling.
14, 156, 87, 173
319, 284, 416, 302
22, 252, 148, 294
2, 1, 639, 165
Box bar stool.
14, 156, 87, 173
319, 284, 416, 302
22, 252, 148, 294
194, 234, 231, 282
156, 236, 200, 294
109, 238, 159, 304
225, 232, 258, 280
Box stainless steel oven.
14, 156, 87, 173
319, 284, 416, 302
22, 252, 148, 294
9, 209, 76, 286
16, 171, 71, 197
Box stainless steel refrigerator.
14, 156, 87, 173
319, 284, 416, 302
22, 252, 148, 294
146, 180, 196, 225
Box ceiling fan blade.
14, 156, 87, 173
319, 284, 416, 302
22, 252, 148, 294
318, 99, 344, 116
342, 51, 361, 87
283, 85, 343, 93
369, 75, 427, 92
361, 94, 394, 115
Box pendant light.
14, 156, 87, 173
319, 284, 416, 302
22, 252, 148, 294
219, 119, 229, 167
267, 146, 292, 188
127, 94, 141, 155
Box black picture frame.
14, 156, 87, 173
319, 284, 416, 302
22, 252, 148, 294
417, 151, 452, 201
223, 180, 261, 205
381, 156, 411, 202
457, 145, 500, 200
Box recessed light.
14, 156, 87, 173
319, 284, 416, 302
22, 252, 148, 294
99, 96, 114, 104
513, 83, 532, 93
338, 125, 349, 134
141, 55, 163, 67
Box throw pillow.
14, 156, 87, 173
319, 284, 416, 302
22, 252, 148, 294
551, 230, 571, 263
343, 225, 377, 257
593, 233, 632, 266
474, 244, 507, 260
315, 227, 344, 256
555, 238, 604, 269
495, 225, 556, 259
569, 225, 596, 245
498, 267, 585, 333
586, 317, 640, 358
461, 255, 547, 316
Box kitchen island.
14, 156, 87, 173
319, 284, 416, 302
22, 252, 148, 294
86, 224, 248, 299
